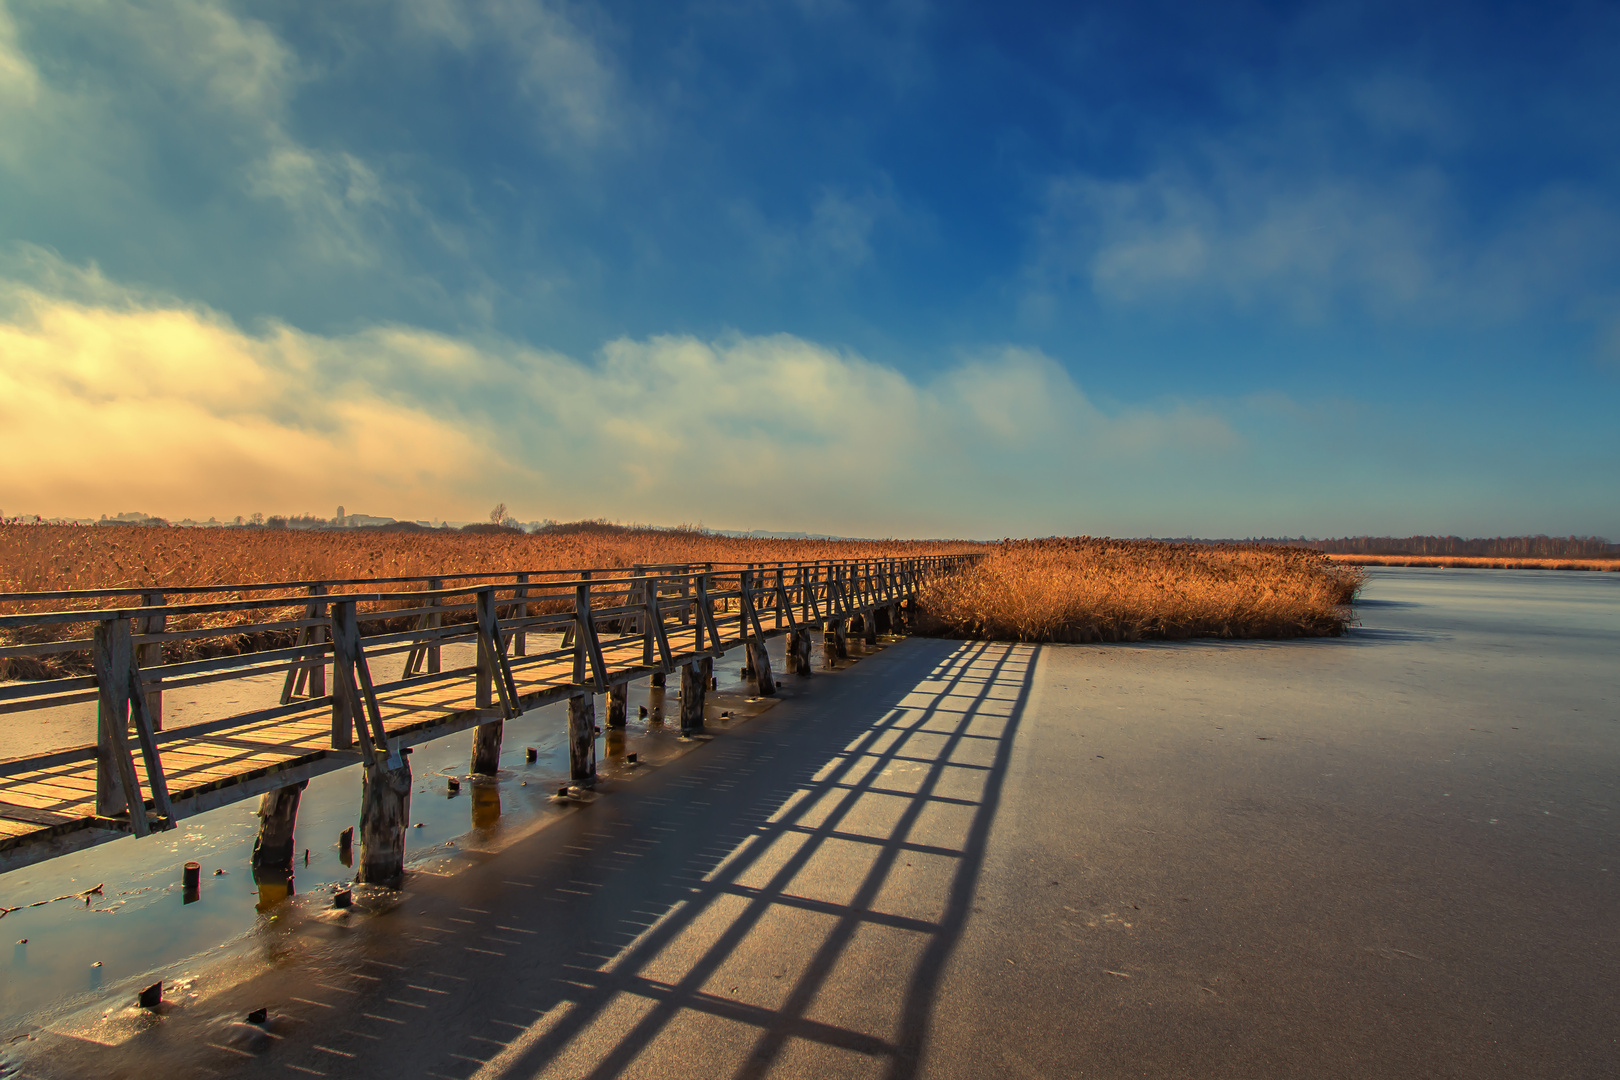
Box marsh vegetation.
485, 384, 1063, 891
913, 537, 1362, 642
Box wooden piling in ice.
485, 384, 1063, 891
568, 695, 596, 783
680, 661, 706, 734
357, 759, 411, 889
251, 779, 308, 870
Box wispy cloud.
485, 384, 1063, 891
1023, 75, 1620, 338
399, 0, 621, 151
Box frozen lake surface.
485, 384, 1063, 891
2, 567, 1615, 1079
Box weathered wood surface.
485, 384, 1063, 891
0, 556, 976, 871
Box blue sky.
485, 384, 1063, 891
1, 0, 1616, 537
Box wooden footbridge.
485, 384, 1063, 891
0, 556, 976, 883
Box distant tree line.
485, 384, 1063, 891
1283, 536, 1618, 558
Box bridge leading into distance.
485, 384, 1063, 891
0, 556, 975, 880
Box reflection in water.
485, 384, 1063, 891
604, 728, 626, 760
252, 867, 294, 913
470, 782, 502, 832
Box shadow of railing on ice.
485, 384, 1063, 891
449, 640, 1036, 1080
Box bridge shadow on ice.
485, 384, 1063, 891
306, 639, 1038, 1080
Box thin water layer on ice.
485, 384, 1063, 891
0, 634, 803, 1034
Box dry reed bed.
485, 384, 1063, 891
1326, 554, 1620, 572
0, 523, 982, 679
915, 538, 1363, 642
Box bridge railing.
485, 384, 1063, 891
0, 555, 980, 869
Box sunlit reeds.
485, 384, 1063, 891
0, 521, 976, 601
914, 537, 1362, 642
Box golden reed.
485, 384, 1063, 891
913, 537, 1363, 642
0, 521, 977, 601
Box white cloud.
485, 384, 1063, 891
0, 254, 1241, 533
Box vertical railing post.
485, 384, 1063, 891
773, 570, 795, 633
92, 617, 147, 832
329, 598, 356, 751
90, 615, 172, 831
693, 573, 708, 654
138, 591, 165, 731
476, 593, 492, 712
514, 572, 530, 657
427, 576, 443, 674
633, 566, 652, 666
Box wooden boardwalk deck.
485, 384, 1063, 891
0, 557, 975, 872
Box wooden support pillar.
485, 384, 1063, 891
889, 601, 904, 634
679, 659, 706, 734
651, 670, 666, 687
790, 626, 813, 676
862, 610, 878, 646
747, 639, 776, 695
358, 757, 412, 889
607, 682, 628, 728
568, 694, 596, 783
834, 618, 849, 659
251, 779, 308, 870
